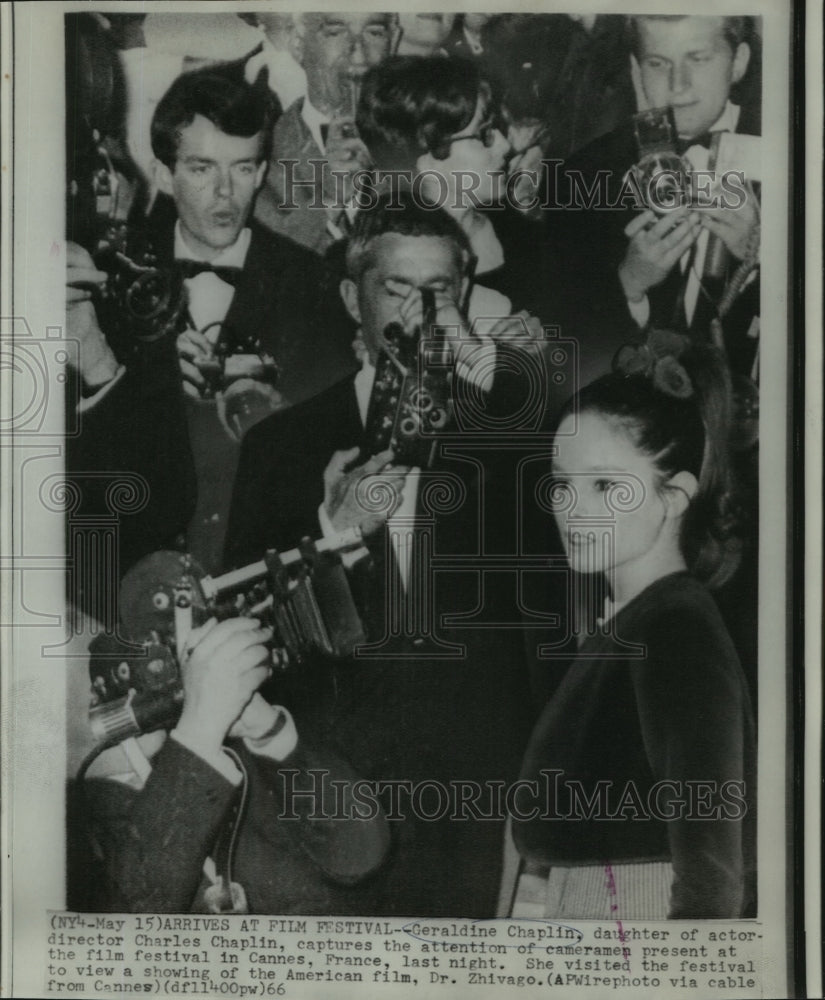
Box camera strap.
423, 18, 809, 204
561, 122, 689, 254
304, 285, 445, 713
203, 746, 250, 914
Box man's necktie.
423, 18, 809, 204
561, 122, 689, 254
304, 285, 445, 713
176, 260, 242, 287
675, 131, 713, 156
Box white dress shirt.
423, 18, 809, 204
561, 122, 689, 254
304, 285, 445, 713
175, 224, 252, 337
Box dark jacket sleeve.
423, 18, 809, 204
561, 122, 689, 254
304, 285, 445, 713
224, 378, 360, 568
83, 739, 239, 912
66, 335, 196, 578
630, 606, 751, 919
83, 731, 389, 913
223, 410, 329, 568
245, 738, 390, 887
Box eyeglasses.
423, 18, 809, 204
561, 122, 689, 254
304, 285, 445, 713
450, 120, 498, 149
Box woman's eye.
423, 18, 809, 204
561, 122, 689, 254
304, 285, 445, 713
593, 479, 615, 493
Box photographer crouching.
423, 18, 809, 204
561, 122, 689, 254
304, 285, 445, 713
70, 614, 389, 913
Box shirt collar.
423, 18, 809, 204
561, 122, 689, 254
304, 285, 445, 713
301, 97, 330, 153
710, 100, 740, 135
174, 222, 252, 268
354, 354, 376, 426
680, 102, 742, 172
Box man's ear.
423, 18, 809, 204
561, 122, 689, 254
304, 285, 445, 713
664, 470, 698, 518
731, 42, 751, 85
153, 159, 175, 198
340, 278, 361, 325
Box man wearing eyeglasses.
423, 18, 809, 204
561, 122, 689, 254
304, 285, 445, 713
225, 192, 546, 918
254, 12, 396, 255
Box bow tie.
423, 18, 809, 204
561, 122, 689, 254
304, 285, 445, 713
675, 131, 715, 156
176, 259, 242, 286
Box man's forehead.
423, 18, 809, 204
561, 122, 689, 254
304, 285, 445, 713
639, 15, 728, 53
315, 12, 391, 31
367, 234, 461, 281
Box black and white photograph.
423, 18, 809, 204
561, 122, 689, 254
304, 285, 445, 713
0, 2, 813, 998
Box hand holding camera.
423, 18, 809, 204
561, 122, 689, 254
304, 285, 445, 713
392, 282, 466, 340
324, 115, 372, 219
176, 326, 215, 398
323, 446, 407, 536
698, 179, 760, 263
175, 617, 275, 760
176, 323, 283, 437
66, 241, 121, 389
619, 206, 702, 303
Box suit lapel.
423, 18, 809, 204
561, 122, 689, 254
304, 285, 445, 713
223, 226, 267, 343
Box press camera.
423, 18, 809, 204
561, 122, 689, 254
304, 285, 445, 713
88, 534, 365, 745
630, 106, 692, 215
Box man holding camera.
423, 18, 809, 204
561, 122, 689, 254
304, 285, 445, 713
66, 68, 355, 581
70, 613, 389, 913
546, 14, 760, 387
253, 12, 394, 255
224, 193, 555, 917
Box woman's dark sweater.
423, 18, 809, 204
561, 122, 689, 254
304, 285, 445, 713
513, 571, 757, 918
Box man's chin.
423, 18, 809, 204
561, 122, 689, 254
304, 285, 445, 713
673, 110, 721, 143
205, 227, 244, 250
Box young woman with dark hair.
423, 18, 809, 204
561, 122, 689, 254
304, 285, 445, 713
513, 331, 756, 919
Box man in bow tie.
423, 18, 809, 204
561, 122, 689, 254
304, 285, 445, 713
66, 68, 356, 586
544, 15, 761, 391
539, 14, 760, 739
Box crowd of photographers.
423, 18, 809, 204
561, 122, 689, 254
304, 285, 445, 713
65, 12, 761, 919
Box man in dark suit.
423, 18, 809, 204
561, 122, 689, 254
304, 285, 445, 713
542, 14, 760, 690
224, 194, 549, 917
66, 68, 355, 584
546, 14, 761, 390
253, 12, 393, 254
